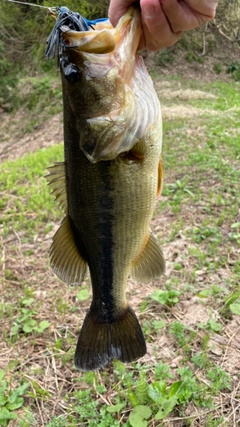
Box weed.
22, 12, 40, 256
76, 288, 90, 301
221, 285, 240, 317
129, 405, 152, 426
154, 362, 174, 381
191, 226, 221, 244
191, 352, 210, 369
213, 63, 222, 74
206, 366, 232, 393
197, 319, 223, 334
10, 297, 50, 340
155, 48, 175, 66
206, 415, 226, 427
46, 416, 67, 427
227, 61, 240, 81
142, 320, 166, 341
169, 321, 187, 347
0, 369, 29, 427
150, 289, 181, 307
228, 222, 240, 245
18, 412, 35, 427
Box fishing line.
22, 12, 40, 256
5, 0, 51, 9
5, 0, 109, 59
5, 0, 108, 24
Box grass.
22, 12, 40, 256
0, 74, 240, 426
0, 144, 63, 239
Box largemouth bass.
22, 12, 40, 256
46, 6, 165, 371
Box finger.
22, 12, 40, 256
184, 0, 218, 19
140, 0, 183, 50
108, 0, 134, 27
161, 0, 217, 33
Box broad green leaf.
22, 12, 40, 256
197, 289, 212, 298
0, 396, 8, 406
230, 302, 240, 315
6, 397, 24, 411
7, 391, 18, 404
129, 405, 152, 427
0, 407, 17, 420
151, 290, 168, 305
231, 222, 240, 228
107, 402, 126, 413
207, 319, 222, 332
155, 398, 177, 420
151, 290, 180, 306
21, 298, 35, 306
152, 320, 166, 330
168, 381, 183, 398
23, 319, 36, 333
77, 288, 89, 301
0, 381, 7, 393
11, 325, 20, 335
16, 382, 30, 396
224, 291, 240, 307
148, 381, 167, 403
36, 320, 50, 332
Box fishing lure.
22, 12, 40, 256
46, 6, 108, 59
46, 7, 89, 59
45, 6, 108, 84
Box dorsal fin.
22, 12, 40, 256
46, 162, 68, 213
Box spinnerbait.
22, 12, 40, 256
45, 6, 108, 59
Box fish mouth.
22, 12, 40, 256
59, 7, 141, 88
60, 6, 141, 57
60, 24, 116, 54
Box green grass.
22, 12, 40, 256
0, 144, 63, 239
0, 75, 239, 426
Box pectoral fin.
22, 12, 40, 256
130, 232, 165, 283
46, 162, 68, 213
50, 216, 88, 285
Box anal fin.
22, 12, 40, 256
130, 232, 165, 283
50, 216, 88, 285
74, 306, 146, 371
46, 162, 68, 213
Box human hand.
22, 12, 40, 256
108, 0, 219, 51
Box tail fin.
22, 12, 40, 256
74, 306, 146, 371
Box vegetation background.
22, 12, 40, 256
0, 0, 240, 426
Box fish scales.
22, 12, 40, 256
46, 6, 165, 371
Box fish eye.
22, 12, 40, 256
63, 63, 81, 85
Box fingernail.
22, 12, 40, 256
142, 5, 156, 19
